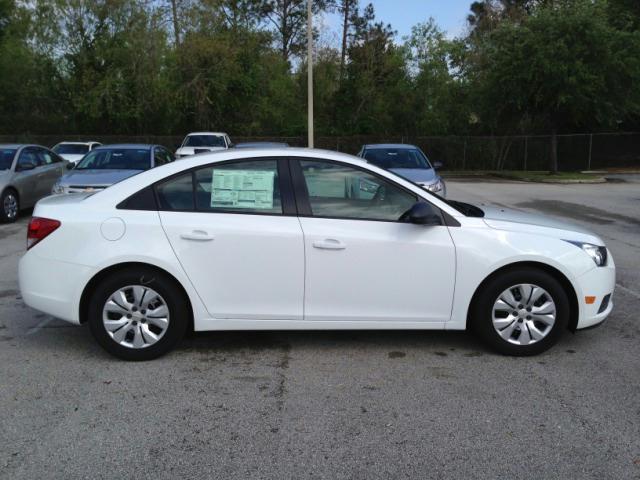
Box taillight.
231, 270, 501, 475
27, 217, 61, 250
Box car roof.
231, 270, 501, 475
362, 144, 420, 150
185, 132, 228, 136
55, 141, 100, 145
93, 144, 155, 150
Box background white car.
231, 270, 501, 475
52, 141, 102, 165
18, 149, 615, 360
175, 132, 231, 158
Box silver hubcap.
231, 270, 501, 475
4, 194, 17, 219
102, 285, 170, 349
492, 283, 556, 346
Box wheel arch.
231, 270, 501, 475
467, 261, 579, 332
2, 185, 19, 200
79, 262, 194, 331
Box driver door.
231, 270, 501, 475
292, 158, 456, 325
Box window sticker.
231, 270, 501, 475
211, 169, 275, 209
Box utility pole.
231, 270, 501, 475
307, 0, 314, 148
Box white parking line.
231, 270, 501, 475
25, 316, 56, 335
616, 283, 640, 300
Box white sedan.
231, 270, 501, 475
18, 149, 615, 360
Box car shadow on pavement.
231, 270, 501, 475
178, 330, 487, 356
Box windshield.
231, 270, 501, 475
363, 148, 432, 170
53, 144, 89, 155
0, 149, 16, 170
183, 135, 226, 148
76, 149, 151, 171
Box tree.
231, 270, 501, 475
261, 0, 328, 63
469, 0, 640, 172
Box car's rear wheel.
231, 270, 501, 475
472, 267, 570, 356
88, 268, 189, 360
1, 189, 19, 223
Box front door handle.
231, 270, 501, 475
313, 239, 347, 250
180, 230, 214, 242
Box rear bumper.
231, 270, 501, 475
18, 250, 92, 324
574, 257, 616, 330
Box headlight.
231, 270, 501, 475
51, 183, 65, 194
565, 241, 608, 266
423, 179, 444, 193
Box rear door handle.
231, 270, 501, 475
180, 230, 214, 242
313, 239, 346, 250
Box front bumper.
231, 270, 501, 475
574, 255, 616, 330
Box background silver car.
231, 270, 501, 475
52, 144, 174, 194
0, 144, 68, 222
358, 144, 447, 197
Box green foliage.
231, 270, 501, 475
0, 0, 638, 142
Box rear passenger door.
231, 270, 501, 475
157, 158, 305, 322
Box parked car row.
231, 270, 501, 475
0, 131, 445, 222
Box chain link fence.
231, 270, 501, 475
2, 132, 639, 171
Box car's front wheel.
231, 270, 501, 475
1, 189, 19, 223
472, 267, 570, 356
88, 267, 189, 360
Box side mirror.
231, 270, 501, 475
66, 162, 75, 170
17, 162, 36, 171
433, 161, 443, 170
400, 202, 442, 226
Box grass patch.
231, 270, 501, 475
441, 170, 605, 183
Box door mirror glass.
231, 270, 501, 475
432, 161, 443, 170
400, 202, 442, 225
66, 162, 75, 170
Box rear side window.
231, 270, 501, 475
194, 160, 282, 214
156, 173, 194, 211
154, 159, 282, 215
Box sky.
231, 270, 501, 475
324, 0, 473, 41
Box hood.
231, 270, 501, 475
58, 169, 142, 187
481, 205, 603, 244
59, 154, 85, 163
389, 168, 438, 184
176, 146, 226, 156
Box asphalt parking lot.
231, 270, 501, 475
1, 179, 639, 480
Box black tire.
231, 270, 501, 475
0, 189, 19, 223
471, 267, 570, 356
88, 267, 189, 360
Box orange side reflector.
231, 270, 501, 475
585, 296, 596, 305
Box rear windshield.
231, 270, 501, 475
76, 149, 151, 170
53, 144, 90, 155
363, 148, 432, 170
0, 149, 16, 170
183, 135, 226, 148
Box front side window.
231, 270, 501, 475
17, 148, 38, 170
299, 160, 417, 222
76, 149, 151, 171
37, 149, 59, 165
363, 148, 432, 170
155, 159, 282, 215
